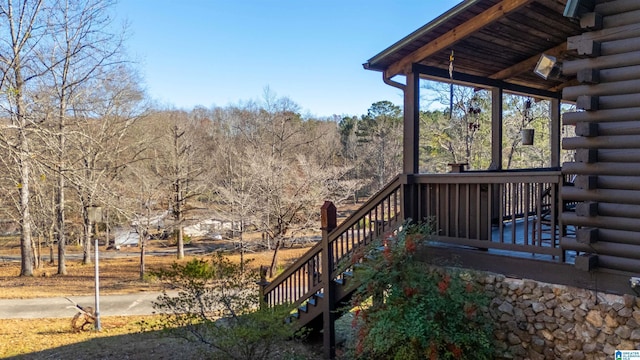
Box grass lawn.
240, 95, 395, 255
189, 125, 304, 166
0, 237, 323, 359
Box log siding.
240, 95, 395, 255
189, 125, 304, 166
561, 0, 640, 274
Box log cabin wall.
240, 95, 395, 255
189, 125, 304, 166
560, 0, 640, 274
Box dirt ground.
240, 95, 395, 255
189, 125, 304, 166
0, 237, 322, 359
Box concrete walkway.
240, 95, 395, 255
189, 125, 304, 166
0, 292, 166, 319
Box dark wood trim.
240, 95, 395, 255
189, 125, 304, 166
413, 64, 562, 99
412, 170, 562, 184
429, 236, 563, 256
403, 71, 419, 174
551, 98, 561, 168
490, 87, 503, 170
321, 223, 336, 360
417, 245, 636, 296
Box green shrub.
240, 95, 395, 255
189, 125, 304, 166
344, 220, 494, 360
167, 230, 191, 245
150, 253, 300, 360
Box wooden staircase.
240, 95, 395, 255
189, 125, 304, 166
259, 176, 405, 358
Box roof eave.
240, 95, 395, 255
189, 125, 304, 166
362, 0, 483, 72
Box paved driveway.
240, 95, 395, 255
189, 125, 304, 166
0, 292, 166, 319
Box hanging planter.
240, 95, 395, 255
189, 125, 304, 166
521, 98, 534, 145
521, 128, 535, 145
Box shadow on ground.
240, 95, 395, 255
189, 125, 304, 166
6, 329, 210, 360
5, 327, 324, 360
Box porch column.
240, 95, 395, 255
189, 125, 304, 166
403, 70, 420, 174
489, 87, 503, 170
550, 97, 561, 168
402, 71, 420, 222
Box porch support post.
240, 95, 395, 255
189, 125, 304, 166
490, 87, 503, 170
403, 70, 420, 174
401, 174, 418, 222
401, 70, 420, 222
321, 202, 337, 360
550, 97, 561, 168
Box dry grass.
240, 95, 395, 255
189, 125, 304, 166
0, 316, 322, 359
0, 316, 204, 359
0, 239, 311, 299
0, 237, 320, 359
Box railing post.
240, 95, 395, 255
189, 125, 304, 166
401, 174, 418, 222
257, 265, 269, 309
320, 201, 337, 360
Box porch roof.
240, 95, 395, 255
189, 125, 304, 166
363, 0, 585, 92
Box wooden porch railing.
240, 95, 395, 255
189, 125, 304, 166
261, 169, 566, 310
413, 169, 565, 258
260, 169, 566, 358
261, 175, 402, 310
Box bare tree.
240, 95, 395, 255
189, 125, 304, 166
41, 0, 126, 271
0, 0, 48, 276
215, 143, 257, 271
29, 159, 57, 268
63, 65, 144, 265
142, 110, 207, 259
0, 0, 131, 275
223, 93, 343, 274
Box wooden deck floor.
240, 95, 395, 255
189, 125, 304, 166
487, 217, 577, 263
428, 217, 577, 264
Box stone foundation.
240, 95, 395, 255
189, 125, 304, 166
480, 273, 640, 359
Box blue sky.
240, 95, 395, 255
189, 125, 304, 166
115, 1, 461, 118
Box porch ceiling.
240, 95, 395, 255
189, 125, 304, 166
363, 0, 585, 93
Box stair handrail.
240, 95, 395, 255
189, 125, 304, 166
261, 176, 403, 309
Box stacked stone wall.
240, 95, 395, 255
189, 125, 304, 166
479, 273, 640, 359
